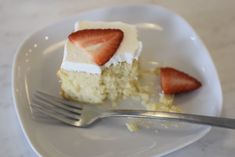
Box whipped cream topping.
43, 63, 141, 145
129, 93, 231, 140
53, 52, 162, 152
61, 21, 143, 74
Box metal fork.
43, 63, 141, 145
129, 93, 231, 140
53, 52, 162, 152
31, 91, 235, 129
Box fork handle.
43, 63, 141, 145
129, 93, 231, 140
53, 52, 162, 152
102, 110, 235, 129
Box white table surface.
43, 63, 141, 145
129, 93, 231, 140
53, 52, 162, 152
1, 0, 235, 156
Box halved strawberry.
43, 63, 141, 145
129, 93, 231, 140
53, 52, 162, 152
160, 67, 202, 94
68, 29, 124, 65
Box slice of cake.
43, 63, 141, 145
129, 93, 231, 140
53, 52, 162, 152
57, 21, 143, 104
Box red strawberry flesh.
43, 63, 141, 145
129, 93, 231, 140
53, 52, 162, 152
68, 29, 124, 65
160, 67, 202, 94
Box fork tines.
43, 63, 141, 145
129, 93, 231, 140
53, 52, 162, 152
36, 90, 82, 109
31, 91, 83, 126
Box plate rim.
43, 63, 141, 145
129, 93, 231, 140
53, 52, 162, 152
12, 32, 43, 157
11, 4, 222, 157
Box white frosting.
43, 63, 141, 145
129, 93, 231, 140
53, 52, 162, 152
61, 21, 143, 74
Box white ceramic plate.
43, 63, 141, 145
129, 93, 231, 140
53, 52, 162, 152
12, 4, 222, 157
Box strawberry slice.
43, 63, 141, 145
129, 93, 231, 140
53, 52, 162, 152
160, 67, 202, 94
68, 29, 124, 65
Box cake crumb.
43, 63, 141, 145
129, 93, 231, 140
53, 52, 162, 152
126, 121, 140, 132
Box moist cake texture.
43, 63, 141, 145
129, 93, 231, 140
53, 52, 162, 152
57, 21, 142, 103
58, 60, 139, 103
